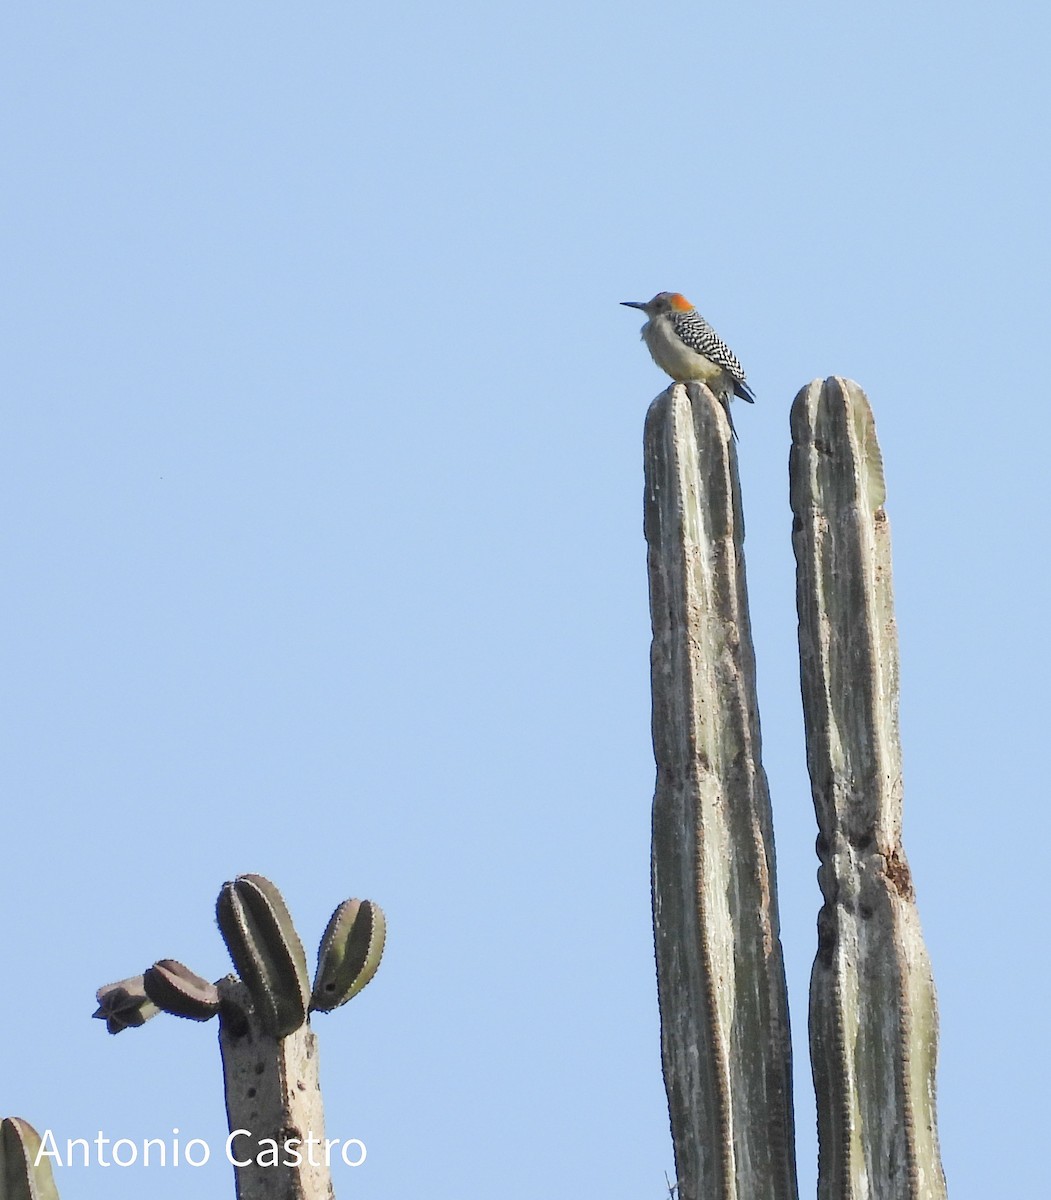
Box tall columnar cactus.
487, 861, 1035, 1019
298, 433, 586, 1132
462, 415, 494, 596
93, 874, 386, 1200
790, 378, 947, 1200
643, 382, 798, 1200
643, 380, 946, 1200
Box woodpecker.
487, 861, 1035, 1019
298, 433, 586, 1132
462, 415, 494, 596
621, 292, 755, 434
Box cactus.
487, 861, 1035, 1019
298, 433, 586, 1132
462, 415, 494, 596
643, 380, 946, 1200
790, 378, 947, 1200
10, 375, 944, 1200
644, 381, 797, 1200
92, 875, 386, 1200
0, 1118, 60, 1200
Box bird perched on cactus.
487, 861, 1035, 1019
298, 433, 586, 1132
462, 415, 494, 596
622, 291, 754, 436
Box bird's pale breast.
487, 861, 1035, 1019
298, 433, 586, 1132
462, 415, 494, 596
642, 316, 727, 388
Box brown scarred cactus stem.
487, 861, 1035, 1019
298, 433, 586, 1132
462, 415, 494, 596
790, 377, 947, 1200
215, 874, 310, 1038
311, 899, 386, 1012
143, 959, 221, 1021
92, 975, 160, 1034
0, 1118, 60, 1200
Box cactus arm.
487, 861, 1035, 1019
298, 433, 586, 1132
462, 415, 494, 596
644, 382, 798, 1200
310, 899, 386, 1013
216, 875, 311, 1039
143, 959, 221, 1021
789, 377, 947, 1200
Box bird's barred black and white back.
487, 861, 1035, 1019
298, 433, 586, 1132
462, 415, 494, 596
674, 309, 755, 403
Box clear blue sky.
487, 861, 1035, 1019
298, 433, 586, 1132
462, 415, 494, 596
3, 4, 1047, 1198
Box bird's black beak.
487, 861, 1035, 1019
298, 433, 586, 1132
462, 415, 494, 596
621, 301, 647, 310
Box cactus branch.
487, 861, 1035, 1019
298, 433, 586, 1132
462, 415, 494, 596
143, 959, 221, 1021
311, 899, 386, 1014
216, 875, 311, 1039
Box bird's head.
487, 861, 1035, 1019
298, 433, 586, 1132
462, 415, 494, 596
620, 292, 693, 317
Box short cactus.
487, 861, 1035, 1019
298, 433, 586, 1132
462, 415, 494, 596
92, 874, 386, 1200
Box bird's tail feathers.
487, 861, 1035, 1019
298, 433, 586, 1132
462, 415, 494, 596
720, 394, 739, 443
